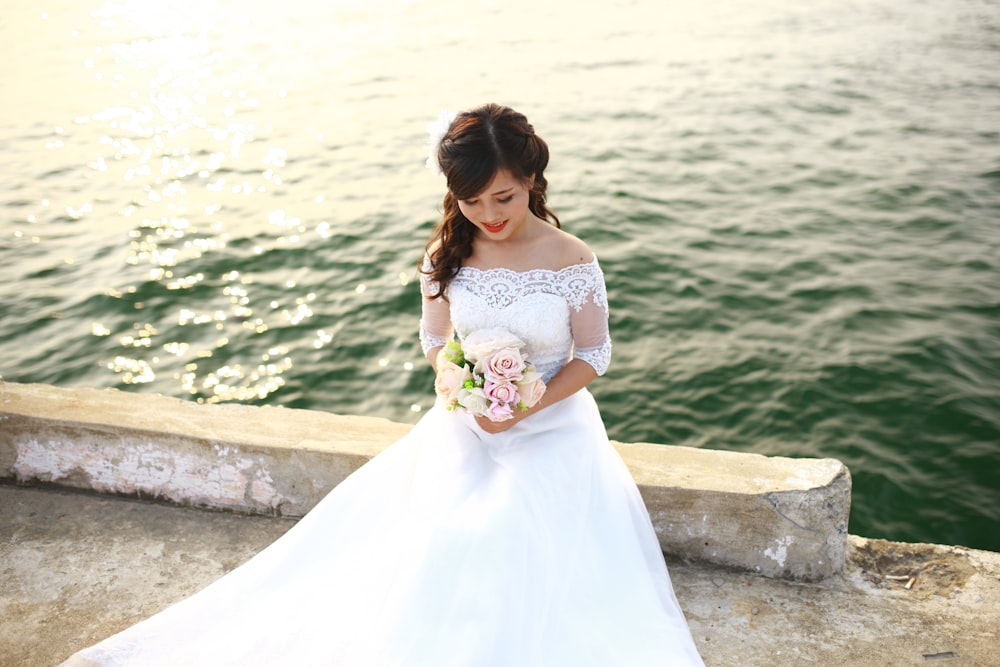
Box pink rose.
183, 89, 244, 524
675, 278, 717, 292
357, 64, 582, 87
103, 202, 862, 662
486, 401, 514, 422
477, 347, 526, 383
483, 379, 520, 406
434, 361, 470, 404
516, 369, 546, 408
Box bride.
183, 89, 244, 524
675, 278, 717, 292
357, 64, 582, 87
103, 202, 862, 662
63, 103, 705, 666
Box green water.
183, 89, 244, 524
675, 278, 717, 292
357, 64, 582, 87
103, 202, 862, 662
1, 0, 998, 551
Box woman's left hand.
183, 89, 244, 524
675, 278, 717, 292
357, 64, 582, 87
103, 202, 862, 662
474, 411, 524, 434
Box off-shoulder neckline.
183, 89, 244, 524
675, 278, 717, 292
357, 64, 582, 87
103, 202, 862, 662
457, 254, 599, 276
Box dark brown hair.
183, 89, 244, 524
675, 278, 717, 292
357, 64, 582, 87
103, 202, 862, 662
421, 103, 560, 298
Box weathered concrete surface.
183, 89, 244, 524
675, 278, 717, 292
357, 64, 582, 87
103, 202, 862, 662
623, 441, 850, 581
0, 382, 412, 516
1, 382, 850, 580
2, 485, 997, 667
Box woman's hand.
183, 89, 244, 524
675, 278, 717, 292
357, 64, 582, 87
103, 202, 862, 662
474, 411, 524, 434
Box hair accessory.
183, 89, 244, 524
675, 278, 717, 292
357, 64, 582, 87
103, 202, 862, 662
425, 110, 456, 174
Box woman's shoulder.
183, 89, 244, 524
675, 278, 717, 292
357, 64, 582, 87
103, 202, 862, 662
423, 238, 441, 261
536, 223, 595, 270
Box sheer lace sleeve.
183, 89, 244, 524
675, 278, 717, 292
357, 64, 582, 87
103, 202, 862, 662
419, 259, 453, 355
563, 258, 612, 376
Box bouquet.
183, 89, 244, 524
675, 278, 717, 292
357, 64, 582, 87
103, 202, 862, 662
434, 328, 546, 422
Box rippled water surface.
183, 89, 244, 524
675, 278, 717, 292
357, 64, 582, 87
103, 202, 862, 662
2, 0, 998, 551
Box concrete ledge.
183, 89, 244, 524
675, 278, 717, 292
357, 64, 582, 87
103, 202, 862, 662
623, 442, 850, 581
0, 381, 851, 581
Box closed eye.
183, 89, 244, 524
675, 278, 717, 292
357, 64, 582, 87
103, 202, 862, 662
497, 195, 514, 203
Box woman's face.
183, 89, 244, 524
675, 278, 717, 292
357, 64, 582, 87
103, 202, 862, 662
456, 169, 534, 242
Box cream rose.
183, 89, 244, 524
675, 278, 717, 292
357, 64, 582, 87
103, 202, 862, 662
516, 369, 546, 408
434, 361, 470, 404
461, 329, 524, 363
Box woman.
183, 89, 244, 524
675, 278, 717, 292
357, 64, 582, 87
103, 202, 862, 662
63, 104, 704, 666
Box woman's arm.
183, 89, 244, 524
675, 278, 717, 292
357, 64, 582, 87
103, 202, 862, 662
426, 345, 444, 371
419, 256, 453, 372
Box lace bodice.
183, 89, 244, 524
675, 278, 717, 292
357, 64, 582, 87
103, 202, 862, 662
420, 256, 612, 380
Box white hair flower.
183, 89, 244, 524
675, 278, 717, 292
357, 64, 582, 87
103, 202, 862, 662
425, 110, 456, 175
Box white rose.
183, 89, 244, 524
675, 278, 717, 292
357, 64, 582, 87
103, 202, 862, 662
456, 386, 489, 416
461, 328, 524, 362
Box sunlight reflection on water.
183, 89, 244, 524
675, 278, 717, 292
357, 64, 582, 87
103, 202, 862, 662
26, 0, 326, 400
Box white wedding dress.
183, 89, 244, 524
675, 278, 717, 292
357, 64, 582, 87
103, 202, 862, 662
63, 256, 704, 666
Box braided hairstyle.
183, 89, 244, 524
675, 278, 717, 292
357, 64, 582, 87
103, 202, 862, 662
421, 103, 560, 299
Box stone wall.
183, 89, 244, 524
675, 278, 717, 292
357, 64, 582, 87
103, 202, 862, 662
0, 381, 850, 581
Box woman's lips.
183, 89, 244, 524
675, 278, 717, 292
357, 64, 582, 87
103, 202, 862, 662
483, 220, 508, 233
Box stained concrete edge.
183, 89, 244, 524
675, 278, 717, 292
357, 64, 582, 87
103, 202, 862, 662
1, 381, 849, 580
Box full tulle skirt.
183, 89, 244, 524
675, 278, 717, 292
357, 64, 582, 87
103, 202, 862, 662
63, 390, 704, 666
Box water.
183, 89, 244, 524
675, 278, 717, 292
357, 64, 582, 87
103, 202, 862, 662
1, 0, 998, 552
